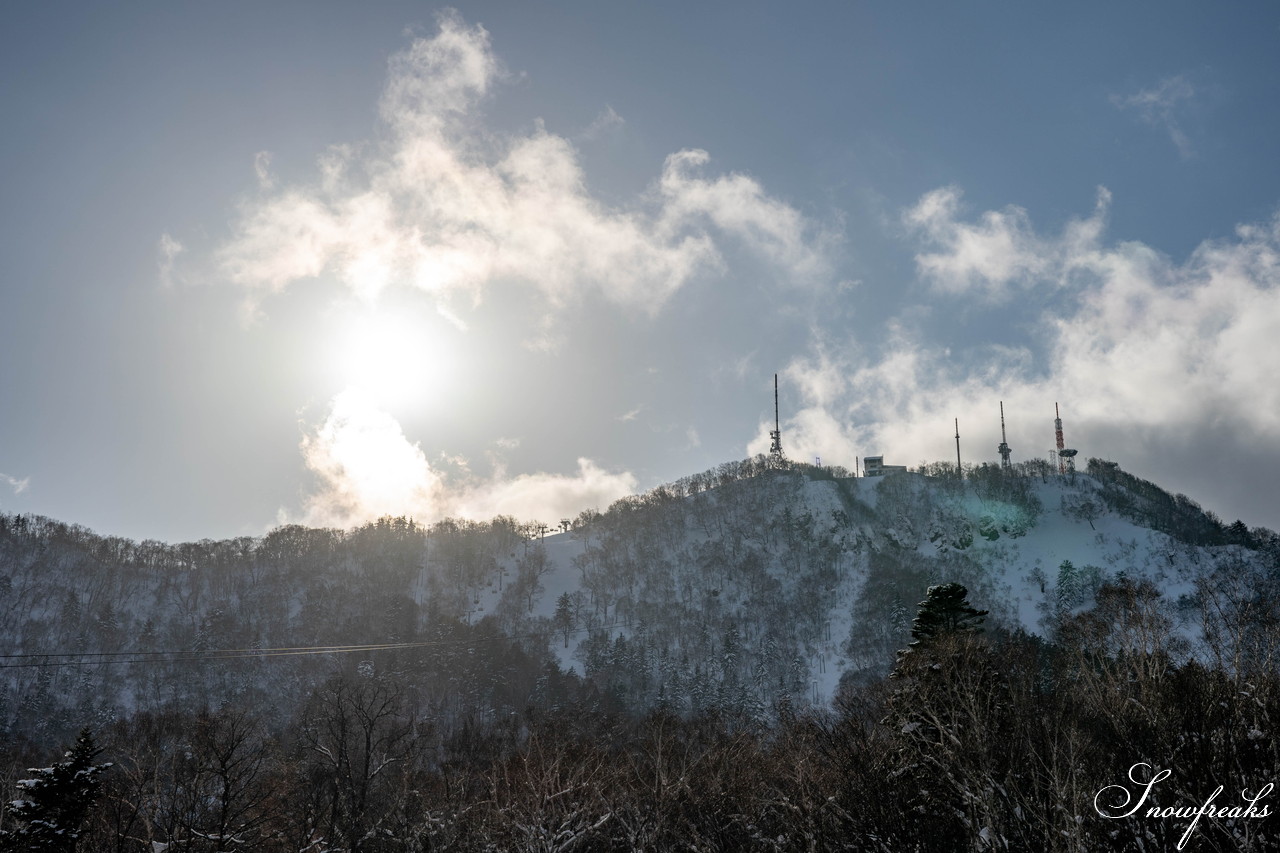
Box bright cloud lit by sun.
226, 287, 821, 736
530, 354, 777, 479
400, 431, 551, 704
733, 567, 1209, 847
298, 387, 443, 526
294, 387, 639, 529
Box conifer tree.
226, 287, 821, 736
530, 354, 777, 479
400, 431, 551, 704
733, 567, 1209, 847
888, 584, 1002, 849
908, 582, 988, 646
553, 591, 574, 648
0, 728, 110, 853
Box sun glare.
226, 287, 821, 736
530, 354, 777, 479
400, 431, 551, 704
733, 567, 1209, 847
332, 310, 454, 410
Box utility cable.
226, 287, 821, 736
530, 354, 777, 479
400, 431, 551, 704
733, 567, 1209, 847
0, 622, 609, 670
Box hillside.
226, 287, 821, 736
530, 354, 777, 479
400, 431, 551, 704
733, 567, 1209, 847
3, 456, 1275, 742
3, 456, 1279, 851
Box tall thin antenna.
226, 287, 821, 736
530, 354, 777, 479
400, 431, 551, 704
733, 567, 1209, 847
955, 417, 962, 475
769, 374, 784, 460
1055, 401, 1078, 474
997, 401, 1012, 469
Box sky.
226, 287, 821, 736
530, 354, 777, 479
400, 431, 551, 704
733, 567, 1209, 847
3, 1, 1280, 543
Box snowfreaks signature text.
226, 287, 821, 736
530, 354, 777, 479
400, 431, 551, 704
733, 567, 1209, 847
1094, 762, 1273, 850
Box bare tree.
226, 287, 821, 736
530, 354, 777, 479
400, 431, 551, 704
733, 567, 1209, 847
295, 673, 421, 852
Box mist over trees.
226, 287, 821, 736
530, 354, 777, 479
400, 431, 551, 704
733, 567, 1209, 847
1, 457, 1277, 850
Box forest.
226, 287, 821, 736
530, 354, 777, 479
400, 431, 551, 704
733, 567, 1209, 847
1, 458, 1277, 851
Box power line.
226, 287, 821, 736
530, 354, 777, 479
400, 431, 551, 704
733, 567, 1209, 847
0, 641, 423, 660
0, 642, 431, 670
0, 622, 612, 670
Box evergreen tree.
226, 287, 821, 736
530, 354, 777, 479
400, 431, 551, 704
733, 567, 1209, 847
1056, 559, 1081, 609
908, 582, 988, 645
553, 591, 574, 648
883, 584, 1000, 849
0, 729, 110, 853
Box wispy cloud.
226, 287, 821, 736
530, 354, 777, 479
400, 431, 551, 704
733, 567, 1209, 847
218, 10, 831, 322
157, 233, 184, 288
617, 406, 642, 422
2, 473, 30, 495
1112, 75, 1197, 158
253, 150, 274, 190
581, 104, 624, 141
905, 185, 1109, 299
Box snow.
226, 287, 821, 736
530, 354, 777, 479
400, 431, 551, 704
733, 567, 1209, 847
489, 469, 1255, 708
2, 463, 1264, 730
526, 533, 584, 621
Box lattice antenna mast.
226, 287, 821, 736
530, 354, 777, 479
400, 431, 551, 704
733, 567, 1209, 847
769, 373, 784, 460
1054, 403, 1065, 474
997, 401, 1012, 469
1055, 401, 1078, 474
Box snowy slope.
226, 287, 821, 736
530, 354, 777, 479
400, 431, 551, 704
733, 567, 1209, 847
410, 462, 1272, 711
0, 458, 1273, 736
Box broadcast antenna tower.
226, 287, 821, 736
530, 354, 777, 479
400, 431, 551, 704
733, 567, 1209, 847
1054, 402, 1078, 474
997, 401, 1012, 470
769, 374, 784, 460
954, 418, 962, 475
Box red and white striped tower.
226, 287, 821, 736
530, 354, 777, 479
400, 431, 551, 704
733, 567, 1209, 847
1054, 403, 1065, 473
1054, 402, 1078, 474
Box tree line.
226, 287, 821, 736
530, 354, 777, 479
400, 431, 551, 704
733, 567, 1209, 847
3, 577, 1277, 852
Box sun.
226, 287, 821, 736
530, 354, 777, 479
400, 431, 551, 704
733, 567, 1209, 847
331, 308, 454, 411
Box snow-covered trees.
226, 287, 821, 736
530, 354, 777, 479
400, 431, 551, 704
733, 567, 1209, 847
0, 628, 1276, 850
3, 456, 1280, 849
0, 729, 109, 852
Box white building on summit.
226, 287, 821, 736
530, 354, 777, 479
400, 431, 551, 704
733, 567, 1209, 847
862, 456, 907, 477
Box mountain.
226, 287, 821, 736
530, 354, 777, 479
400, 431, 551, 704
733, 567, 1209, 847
2, 455, 1275, 743
3, 456, 1279, 851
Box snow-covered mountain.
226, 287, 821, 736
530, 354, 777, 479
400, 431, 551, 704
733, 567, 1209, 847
2, 456, 1275, 742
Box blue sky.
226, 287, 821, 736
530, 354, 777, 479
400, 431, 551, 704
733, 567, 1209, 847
3, 1, 1279, 541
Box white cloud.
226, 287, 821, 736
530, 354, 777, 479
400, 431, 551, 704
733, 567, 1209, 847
450, 457, 637, 523
1111, 75, 1197, 158
297, 388, 445, 528
218, 11, 829, 320
905, 186, 1109, 299
1, 473, 30, 495
659, 149, 834, 285
769, 189, 1280, 490
293, 389, 635, 528
1050, 216, 1280, 432
157, 233, 184, 288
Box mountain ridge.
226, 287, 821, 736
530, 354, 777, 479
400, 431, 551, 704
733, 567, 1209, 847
3, 455, 1276, 746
